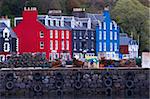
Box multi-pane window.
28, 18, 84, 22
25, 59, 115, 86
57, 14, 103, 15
40, 42, 44, 49
50, 20, 54, 26
110, 42, 113, 51
79, 31, 82, 39
4, 43, 10, 52
40, 31, 44, 38
91, 32, 94, 39
55, 30, 58, 39
91, 42, 94, 51
99, 31, 102, 40
110, 31, 113, 40
73, 32, 76, 39
66, 40, 69, 50
79, 42, 82, 51
56, 20, 59, 27
62, 40, 64, 50
99, 42, 102, 51
114, 43, 117, 51
73, 42, 76, 51
99, 23, 102, 29
62, 31, 64, 39
103, 22, 106, 30
50, 40, 53, 50
66, 31, 69, 39
114, 23, 117, 30
103, 31, 106, 40
55, 40, 58, 50
104, 42, 106, 51
114, 32, 117, 40
3, 32, 9, 38
110, 22, 112, 30
50, 30, 53, 38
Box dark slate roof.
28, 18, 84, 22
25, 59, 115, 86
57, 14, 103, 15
72, 27, 94, 31
0, 22, 17, 38
45, 23, 72, 30
129, 40, 138, 45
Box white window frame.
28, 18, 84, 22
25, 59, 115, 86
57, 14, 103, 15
110, 42, 113, 51
99, 42, 102, 51
104, 42, 106, 51
56, 20, 59, 27
50, 40, 53, 50
55, 30, 58, 39
114, 32, 117, 40
114, 43, 117, 51
79, 31, 82, 39
103, 22, 106, 30
50, 30, 53, 38
62, 40, 65, 50
110, 31, 113, 40
103, 31, 106, 40
66, 31, 69, 39
91, 32, 94, 40
99, 31, 102, 40
99, 23, 102, 29
110, 22, 112, 30
74, 42, 77, 51
40, 31, 44, 38
91, 42, 94, 51
50, 20, 54, 26
0, 55, 5, 62
66, 40, 69, 50
3, 42, 10, 52
40, 42, 44, 49
62, 31, 65, 39
55, 40, 58, 50
73, 32, 76, 39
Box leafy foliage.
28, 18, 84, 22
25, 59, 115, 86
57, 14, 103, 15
111, 0, 149, 52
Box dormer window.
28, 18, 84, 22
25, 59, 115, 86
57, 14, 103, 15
40, 31, 44, 38
83, 23, 87, 28
4, 32, 9, 38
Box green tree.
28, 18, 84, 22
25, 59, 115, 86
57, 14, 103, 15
111, 0, 149, 53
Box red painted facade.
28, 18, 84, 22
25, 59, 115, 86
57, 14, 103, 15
14, 8, 72, 60
119, 45, 129, 54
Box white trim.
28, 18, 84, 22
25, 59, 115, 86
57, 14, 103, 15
3, 42, 10, 52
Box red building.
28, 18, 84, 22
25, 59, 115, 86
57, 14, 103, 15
120, 45, 129, 54
14, 7, 72, 60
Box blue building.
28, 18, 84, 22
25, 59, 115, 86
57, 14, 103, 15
96, 7, 120, 60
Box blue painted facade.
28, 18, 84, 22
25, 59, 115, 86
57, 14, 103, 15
96, 9, 120, 60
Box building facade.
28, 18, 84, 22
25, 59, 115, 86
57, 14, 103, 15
0, 21, 18, 62
96, 8, 120, 60
14, 8, 72, 60
120, 33, 139, 59
37, 12, 95, 59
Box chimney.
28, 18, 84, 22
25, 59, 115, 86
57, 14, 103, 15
23, 7, 38, 21
72, 8, 86, 18
104, 6, 109, 11
48, 10, 62, 16
0, 16, 11, 27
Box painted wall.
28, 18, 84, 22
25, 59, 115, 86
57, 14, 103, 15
96, 10, 120, 60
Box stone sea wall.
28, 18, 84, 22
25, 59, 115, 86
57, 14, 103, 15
0, 68, 149, 98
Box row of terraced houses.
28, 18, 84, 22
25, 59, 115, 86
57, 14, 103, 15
0, 7, 139, 62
